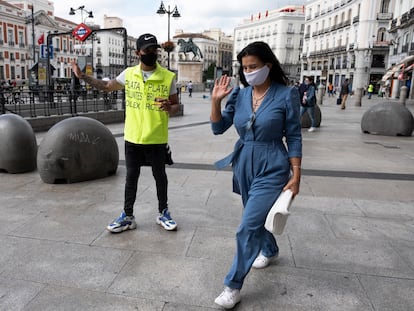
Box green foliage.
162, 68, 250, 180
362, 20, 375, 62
203, 63, 216, 81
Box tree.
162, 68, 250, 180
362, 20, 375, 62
203, 63, 216, 82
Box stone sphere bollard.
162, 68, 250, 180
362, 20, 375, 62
301, 104, 322, 128
361, 102, 413, 136
0, 114, 37, 173
37, 116, 119, 183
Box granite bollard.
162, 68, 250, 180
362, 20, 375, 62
37, 116, 119, 183
361, 102, 414, 136
0, 114, 37, 173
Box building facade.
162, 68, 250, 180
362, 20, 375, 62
0, 0, 134, 87
386, 0, 414, 99
233, 6, 305, 84
301, 0, 394, 95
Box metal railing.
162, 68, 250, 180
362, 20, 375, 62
0, 87, 124, 118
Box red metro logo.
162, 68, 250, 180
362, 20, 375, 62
72, 23, 92, 42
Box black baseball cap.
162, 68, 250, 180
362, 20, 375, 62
136, 33, 161, 50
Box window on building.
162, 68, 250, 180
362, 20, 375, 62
403, 32, 410, 45
7, 29, 13, 44
377, 27, 387, 42
0, 66, 4, 80
371, 54, 385, 68
342, 55, 348, 69
380, 0, 390, 13
11, 66, 15, 79
18, 31, 24, 46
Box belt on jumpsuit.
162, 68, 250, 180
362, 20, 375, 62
215, 139, 283, 169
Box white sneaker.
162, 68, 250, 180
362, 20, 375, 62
308, 127, 316, 132
252, 253, 278, 269
214, 287, 241, 309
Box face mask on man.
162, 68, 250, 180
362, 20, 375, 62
140, 52, 157, 66
244, 65, 270, 86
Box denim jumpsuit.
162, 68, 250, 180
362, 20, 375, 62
211, 82, 302, 290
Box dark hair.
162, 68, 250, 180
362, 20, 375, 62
237, 41, 289, 87
304, 75, 314, 82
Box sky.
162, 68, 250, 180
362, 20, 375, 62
53, 0, 306, 42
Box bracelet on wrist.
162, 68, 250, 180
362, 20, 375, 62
292, 165, 301, 169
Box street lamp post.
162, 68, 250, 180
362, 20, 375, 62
156, 1, 180, 70
69, 6, 94, 75
69, 5, 94, 23
24, 6, 36, 67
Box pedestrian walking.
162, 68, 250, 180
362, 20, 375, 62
298, 76, 317, 132
340, 78, 350, 109
327, 82, 334, 97
71, 33, 180, 233
187, 80, 193, 97
210, 41, 302, 309
367, 83, 374, 99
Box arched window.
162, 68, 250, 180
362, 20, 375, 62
377, 27, 387, 42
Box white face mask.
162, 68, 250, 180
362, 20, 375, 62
244, 65, 270, 86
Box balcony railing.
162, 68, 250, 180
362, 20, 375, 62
377, 12, 393, 20
372, 41, 390, 48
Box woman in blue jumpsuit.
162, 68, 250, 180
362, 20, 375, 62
211, 42, 302, 309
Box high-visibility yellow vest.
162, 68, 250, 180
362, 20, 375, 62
124, 63, 175, 144
368, 84, 374, 92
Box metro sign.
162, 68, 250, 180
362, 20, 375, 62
72, 23, 92, 42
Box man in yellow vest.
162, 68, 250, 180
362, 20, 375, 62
367, 83, 374, 99
71, 33, 180, 233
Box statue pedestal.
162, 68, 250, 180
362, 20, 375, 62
177, 62, 203, 84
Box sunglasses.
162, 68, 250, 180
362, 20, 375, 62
245, 112, 256, 131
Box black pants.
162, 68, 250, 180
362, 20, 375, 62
124, 141, 168, 216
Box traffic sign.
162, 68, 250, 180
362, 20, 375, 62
40, 44, 54, 59
72, 23, 92, 42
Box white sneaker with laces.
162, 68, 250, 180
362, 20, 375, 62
252, 253, 278, 269
214, 287, 241, 309
308, 127, 316, 132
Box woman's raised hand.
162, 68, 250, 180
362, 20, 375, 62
212, 75, 233, 102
